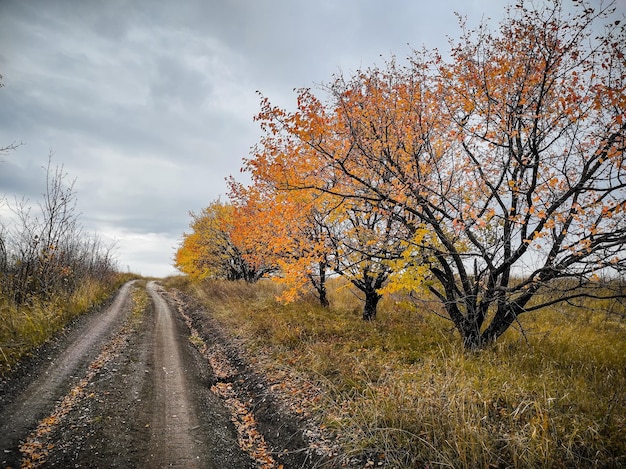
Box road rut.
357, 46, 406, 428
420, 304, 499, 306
145, 280, 201, 468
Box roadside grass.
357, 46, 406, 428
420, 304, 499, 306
0, 273, 137, 376
165, 276, 626, 468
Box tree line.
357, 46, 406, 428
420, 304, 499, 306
176, 0, 626, 349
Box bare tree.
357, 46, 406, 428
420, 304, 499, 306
0, 73, 22, 276
2, 154, 117, 303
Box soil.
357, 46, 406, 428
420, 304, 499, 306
0, 281, 327, 469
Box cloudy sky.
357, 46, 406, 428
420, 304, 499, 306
1, 0, 613, 277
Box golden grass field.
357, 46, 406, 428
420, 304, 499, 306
167, 276, 626, 468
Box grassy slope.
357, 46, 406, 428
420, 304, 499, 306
167, 276, 625, 468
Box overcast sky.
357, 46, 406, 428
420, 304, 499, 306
0, 0, 619, 277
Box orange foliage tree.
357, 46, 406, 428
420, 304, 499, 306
175, 200, 274, 282
322, 197, 409, 320
228, 177, 333, 307
245, 0, 626, 348
240, 89, 411, 319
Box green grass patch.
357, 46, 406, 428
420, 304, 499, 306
165, 276, 626, 468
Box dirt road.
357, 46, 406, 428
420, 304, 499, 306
0, 281, 320, 468
144, 281, 206, 468
0, 281, 277, 468
0, 281, 136, 465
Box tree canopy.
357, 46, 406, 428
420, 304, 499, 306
178, 0, 625, 348
240, 0, 626, 347
175, 200, 274, 282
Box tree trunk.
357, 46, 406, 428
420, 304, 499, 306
319, 286, 329, 308
458, 304, 522, 350
363, 290, 380, 321
0, 236, 6, 273
317, 261, 330, 308
480, 303, 521, 345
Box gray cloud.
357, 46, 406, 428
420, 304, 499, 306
0, 0, 508, 277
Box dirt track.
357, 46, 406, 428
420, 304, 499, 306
0, 283, 255, 468
145, 281, 204, 467
0, 281, 317, 468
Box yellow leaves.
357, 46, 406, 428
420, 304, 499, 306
175, 197, 277, 281
578, 238, 592, 252
463, 99, 475, 115
547, 177, 560, 189
475, 217, 488, 228
543, 217, 556, 230
508, 179, 520, 193
380, 262, 430, 296
600, 201, 625, 220
19, 441, 55, 469
379, 227, 432, 296
41, 415, 58, 427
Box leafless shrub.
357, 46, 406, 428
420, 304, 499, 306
0, 154, 117, 305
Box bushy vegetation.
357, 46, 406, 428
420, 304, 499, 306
0, 157, 132, 376
166, 275, 626, 468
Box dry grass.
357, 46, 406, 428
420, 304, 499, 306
0, 273, 137, 376
165, 276, 626, 468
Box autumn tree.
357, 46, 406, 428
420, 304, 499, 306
224, 185, 280, 282
230, 173, 410, 318
249, 0, 626, 348
228, 177, 333, 307
288, 203, 333, 308
176, 201, 239, 280
241, 97, 413, 319
175, 199, 274, 282
321, 197, 409, 320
